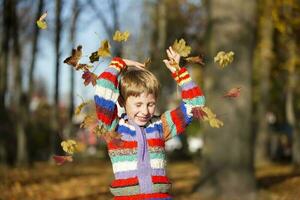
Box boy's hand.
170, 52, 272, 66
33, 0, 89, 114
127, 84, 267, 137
122, 59, 145, 70
163, 46, 181, 73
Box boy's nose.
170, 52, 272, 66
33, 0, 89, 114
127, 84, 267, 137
141, 106, 149, 115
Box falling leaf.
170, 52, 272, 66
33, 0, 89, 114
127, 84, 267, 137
185, 56, 204, 65
53, 155, 73, 165
97, 40, 111, 57
61, 140, 78, 155
63, 45, 83, 67
113, 30, 130, 42
208, 117, 224, 128
89, 51, 100, 63
82, 70, 97, 86
80, 114, 97, 129
93, 124, 107, 137
76, 64, 92, 71
36, 12, 48, 29
75, 101, 90, 115
202, 106, 224, 128
214, 51, 234, 68
223, 87, 241, 98
172, 39, 191, 57
192, 107, 207, 120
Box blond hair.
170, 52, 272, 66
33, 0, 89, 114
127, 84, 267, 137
120, 68, 160, 101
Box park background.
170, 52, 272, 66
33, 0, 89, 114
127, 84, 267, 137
1, 0, 300, 199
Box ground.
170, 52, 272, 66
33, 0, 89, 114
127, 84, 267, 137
1, 160, 300, 200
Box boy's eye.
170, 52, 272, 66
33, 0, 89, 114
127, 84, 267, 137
136, 103, 142, 107
148, 103, 156, 107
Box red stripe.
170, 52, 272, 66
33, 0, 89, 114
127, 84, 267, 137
114, 193, 171, 200
111, 177, 138, 187
182, 87, 203, 99
172, 67, 187, 78
96, 106, 117, 125
147, 139, 165, 147
177, 73, 190, 83
112, 57, 126, 67
152, 176, 170, 184
99, 72, 118, 87
108, 141, 137, 149
170, 109, 185, 133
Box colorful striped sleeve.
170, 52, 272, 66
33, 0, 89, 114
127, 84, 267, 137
94, 57, 126, 131
161, 67, 205, 141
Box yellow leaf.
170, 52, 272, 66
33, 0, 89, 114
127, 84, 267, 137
36, 12, 48, 29
172, 39, 191, 57
202, 106, 224, 128
80, 114, 97, 129
61, 140, 78, 155
97, 40, 111, 57
74, 101, 91, 116
214, 51, 234, 68
209, 117, 224, 128
113, 30, 130, 42
93, 124, 107, 137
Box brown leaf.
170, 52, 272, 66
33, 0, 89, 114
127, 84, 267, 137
53, 155, 73, 165
223, 87, 241, 98
64, 45, 82, 67
82, 70, 98, 86
192, 107, 207, 120
185, 56, 204, 65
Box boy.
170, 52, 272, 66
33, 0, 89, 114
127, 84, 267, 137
94, 47, 205, 200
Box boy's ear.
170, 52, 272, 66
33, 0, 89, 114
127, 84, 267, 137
118, 95, 124, 107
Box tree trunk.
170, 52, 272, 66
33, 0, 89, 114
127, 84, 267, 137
65, 0, 80, 139
51, 0, 63, 156
28, 0, 44, 101
196, 0, 257, 199
254, 0, 274, 165
285, 38, 300, 167
11, 0, 28, 166
0, 0, 12, 165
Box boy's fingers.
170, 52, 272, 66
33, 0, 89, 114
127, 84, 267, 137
166, 49, 172, 59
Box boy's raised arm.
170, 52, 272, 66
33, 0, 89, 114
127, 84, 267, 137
161, 47, 205, 141
94, 57, 127, 131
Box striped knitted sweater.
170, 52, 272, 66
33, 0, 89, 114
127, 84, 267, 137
94, 57, 205, 200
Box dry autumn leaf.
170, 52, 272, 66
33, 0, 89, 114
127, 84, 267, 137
53, 155, 73, 165
75, 101, 92, 116
172, 39, 191, 57
36, 12, 48, 29
223, 87, 241, 98
143, 58, 151, 68
76, 63, 92, 71
80, 114, 97, 129
61, 140, 78, 155
192, 107, 207, 120
98, 40, 111, 57
185, 56, 204, 65
63, 45, 83, 67
113, 30, 130, 42
89, 51, 100, 63
202, 106, 224, 128
214, 51, 234, 68
82, 70, 97, 86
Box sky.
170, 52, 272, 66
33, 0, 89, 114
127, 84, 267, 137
32, 0, 143, 106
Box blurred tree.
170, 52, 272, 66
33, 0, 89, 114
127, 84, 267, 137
195, 0, 257, 198
28, 0, 44, 103
88, 0, 122, 56
65, 0, 81, 139
50, 0, 63, 156
253, 0, 274, 164
10, 0, 28, 165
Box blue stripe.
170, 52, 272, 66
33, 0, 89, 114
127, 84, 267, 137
180, 102, 192, 124
145, 123, 163, 134
117, 125, 136, 136
94, 95, 116, 111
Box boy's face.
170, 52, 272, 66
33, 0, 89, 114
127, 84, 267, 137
124, 92, 156, 126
